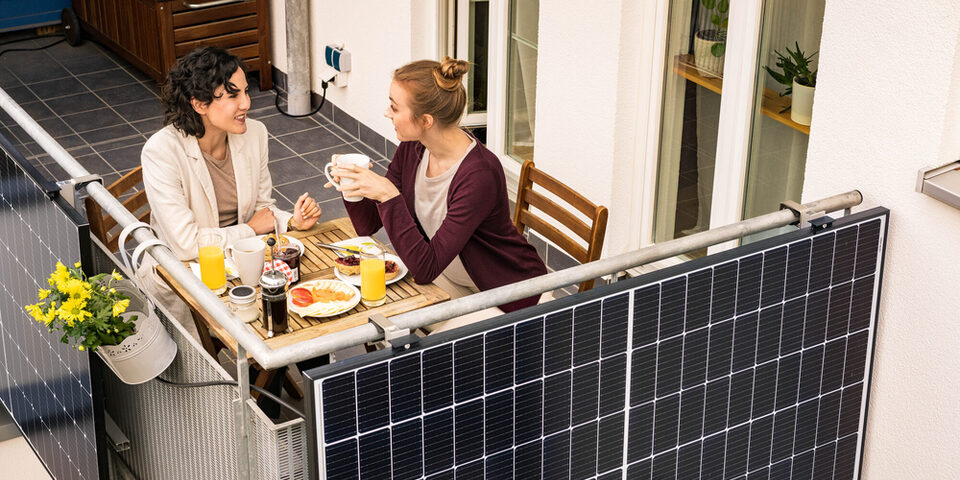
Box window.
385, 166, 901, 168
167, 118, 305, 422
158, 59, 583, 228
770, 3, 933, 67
505, 0, 538, 162
650, 0, 824, 254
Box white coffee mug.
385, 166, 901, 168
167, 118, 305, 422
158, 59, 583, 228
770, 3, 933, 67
324, 153, 371, 202
226, 237, 266, 286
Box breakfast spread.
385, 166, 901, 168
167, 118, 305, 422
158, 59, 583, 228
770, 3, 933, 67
334, 256, 399, 280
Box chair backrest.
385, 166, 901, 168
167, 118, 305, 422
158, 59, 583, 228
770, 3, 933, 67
513, 160, 608, 292
85, 166, 150, 252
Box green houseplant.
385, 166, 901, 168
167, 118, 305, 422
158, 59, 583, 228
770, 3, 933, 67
694, 0, 729, 77
763, 42, 818, 125
25, 261, 136, 351
26, 261, 177, 384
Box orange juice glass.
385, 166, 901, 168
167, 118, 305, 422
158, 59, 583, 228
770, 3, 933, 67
360, 246, 386, 306
198, 232, 226, 295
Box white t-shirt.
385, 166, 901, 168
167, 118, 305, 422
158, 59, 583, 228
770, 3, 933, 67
414, 140, 478, 289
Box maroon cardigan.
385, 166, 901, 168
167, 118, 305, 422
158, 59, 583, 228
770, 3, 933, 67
343, 140, 547, 312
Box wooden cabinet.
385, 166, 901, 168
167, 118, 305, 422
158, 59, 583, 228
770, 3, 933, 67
72, 0, 272, 90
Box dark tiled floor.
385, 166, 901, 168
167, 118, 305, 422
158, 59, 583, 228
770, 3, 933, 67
0, 33, 390, 220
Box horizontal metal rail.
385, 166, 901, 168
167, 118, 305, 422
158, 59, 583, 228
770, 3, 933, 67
260, 190, 862, 368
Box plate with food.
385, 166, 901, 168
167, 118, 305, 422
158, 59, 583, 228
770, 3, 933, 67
287, 279, 361, 318
256, 233, 305, 260
333, 253, 407, 286
329, 237, 407, 286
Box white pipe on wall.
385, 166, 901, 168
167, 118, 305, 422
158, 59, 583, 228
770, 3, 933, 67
284, 0, 312, 115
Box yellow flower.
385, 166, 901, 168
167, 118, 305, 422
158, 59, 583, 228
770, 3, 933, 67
38, 288, 50, 300
109, 288, 116, 294
43, 309, 56, 326
111, 271, 123, 281
62, 279, 90, 299
58, 297, 90, 325
50, 268, 71, 290
74, 261, 82, 268
25, 303, 43, 322
78, 345, 85, 351
112, 299, 130, 317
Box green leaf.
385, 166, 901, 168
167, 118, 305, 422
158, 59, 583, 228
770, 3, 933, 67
717, 0, 729, 13
711, 14, 721, 27
702, 0, 716, 9
711, 42, 726, 57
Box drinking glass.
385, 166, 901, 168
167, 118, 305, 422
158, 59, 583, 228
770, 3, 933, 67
198, 231, 226, 295
360, 245, 386, 307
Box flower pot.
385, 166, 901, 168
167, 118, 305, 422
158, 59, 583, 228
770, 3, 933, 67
791, 79, 815, 126
96, 284, 177, 385
693, 29, 726, 78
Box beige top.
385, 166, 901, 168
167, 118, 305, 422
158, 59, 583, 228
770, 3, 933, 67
414, 140, 478, 289
201, 144, 239, 227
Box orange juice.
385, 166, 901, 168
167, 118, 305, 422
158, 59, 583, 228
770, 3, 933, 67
199, 245, 226, 294
360, 257, 386, 306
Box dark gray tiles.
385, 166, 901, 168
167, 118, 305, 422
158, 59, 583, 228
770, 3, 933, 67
63, 108, 126, 133
259, 113, 322, 136
77, 68, 138, 90
131, 117, 165, 136
45, 92, 108, 116
95, 83, 156, 105
56, 53, 120, 76
113, 98, 164, 122
359, 122, 386, 158
269, 156, 321, 185
4, 85, 38, 104
74, 153, 114, 175
98, 143, 145, 173
275, 176, 340, 206
28, 77, 88, 100
332, 105, 359, 137
274, 126, 345, 154
79, 124, 141, 146
301, 143, 365, 170
267, 138, 296, 161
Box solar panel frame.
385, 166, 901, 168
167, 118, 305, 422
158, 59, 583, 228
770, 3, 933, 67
304, 207, 888, 480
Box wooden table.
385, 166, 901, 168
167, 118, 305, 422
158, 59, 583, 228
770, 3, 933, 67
157, 217, 450, 361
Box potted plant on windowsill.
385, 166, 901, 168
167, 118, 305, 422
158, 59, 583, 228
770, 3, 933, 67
763, 42, 818, 126
25, 261, 177, 385
693, 0, 729, 78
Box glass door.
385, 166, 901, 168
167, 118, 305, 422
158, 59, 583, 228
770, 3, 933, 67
457, 0, 490, 129
654, 0, 731, 254
741, 0, 824, 242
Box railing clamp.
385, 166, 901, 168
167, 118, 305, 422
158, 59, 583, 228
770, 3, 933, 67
56, 174, 102, 210
368, 313, 416, 351
779, 200, 827, 229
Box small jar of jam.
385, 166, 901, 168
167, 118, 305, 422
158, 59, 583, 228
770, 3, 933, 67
274, 245, 301, 283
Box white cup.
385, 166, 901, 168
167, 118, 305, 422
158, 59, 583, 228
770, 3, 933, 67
226, 237, 267, 286
324, 153, 370, 202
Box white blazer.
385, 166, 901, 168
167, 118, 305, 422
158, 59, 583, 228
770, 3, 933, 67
137, 118, 293, 328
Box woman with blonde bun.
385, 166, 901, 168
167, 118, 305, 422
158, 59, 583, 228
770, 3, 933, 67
328, 57, 546, 313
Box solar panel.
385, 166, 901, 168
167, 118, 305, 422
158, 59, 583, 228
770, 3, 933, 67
0, 137, 103, 479
304, 207, 887, 480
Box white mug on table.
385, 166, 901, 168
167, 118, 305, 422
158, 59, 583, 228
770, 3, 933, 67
324, 153, 371, 202
226, 237, 266, 286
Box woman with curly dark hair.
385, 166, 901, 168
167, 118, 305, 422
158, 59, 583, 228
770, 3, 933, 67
137, 47, 322, 333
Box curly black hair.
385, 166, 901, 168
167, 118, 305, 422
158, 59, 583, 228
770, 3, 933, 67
161, 46, 245, 138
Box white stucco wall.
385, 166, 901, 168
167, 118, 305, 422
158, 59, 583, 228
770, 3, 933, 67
804, 2, 960, 478
268, 0, 433, 143
534, 0, 637, 256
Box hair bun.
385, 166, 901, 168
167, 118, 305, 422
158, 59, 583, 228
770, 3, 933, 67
433, 56, 470, 91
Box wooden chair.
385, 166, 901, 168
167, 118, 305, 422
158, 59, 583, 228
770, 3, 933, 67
84, 166, 303, 401
85, 166, 150, 252
513, 160, 609, 292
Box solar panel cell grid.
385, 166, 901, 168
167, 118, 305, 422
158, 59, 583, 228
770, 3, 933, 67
309, 212, 886, 480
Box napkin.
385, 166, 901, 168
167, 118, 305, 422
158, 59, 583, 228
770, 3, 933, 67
189, 259, 239, 280
263, 260, 295, 284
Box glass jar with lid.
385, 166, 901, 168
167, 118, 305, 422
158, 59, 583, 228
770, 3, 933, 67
228, 285, 260, 324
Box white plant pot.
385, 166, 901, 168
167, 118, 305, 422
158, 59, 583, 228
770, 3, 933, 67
693, 30, 725, 78
791, 80, 815, 126
96, 285, 177, 385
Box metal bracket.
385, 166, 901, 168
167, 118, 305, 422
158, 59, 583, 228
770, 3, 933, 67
55, 174, 102, 210
104, 412, 130, 453
779, 200, 827, 229
368, 313, 413, 350
808, 215, 836, 232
